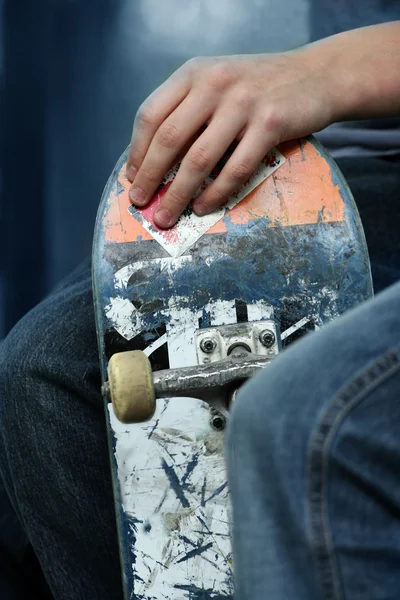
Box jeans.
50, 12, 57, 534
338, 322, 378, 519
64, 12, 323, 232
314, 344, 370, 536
227, 279, 400, 599
0, 156, 399, 599
0, 259, 122, 599
0, 477, 52, 600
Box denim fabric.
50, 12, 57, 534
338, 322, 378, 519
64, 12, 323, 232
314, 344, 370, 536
0, 259, 122, 600
0, 156, 398, 598
227, 279, 400, 599
0, 476, 30, 599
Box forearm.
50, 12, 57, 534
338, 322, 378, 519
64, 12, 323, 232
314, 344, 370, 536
300, 22, 400, 123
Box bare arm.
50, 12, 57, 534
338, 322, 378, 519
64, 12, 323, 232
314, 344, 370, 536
126, 22, 400, 228
302, 21, 400, 121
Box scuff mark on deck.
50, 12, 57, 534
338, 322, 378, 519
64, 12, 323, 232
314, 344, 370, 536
177, 542, 214, 564
174, 584, 231, 599
161, 459, 190, 508
204, 482, 228, 505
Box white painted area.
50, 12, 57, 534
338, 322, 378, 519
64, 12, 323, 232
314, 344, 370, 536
141, 206, 225, 259
108, 296, 273, 597
247, 300, 274, 322
165, 306, 199, 368
281, 316, 310, 341
144, 334, 168, 357
105, 296, 143, 340
204, 300, 237, 326
109, 399, 232, 598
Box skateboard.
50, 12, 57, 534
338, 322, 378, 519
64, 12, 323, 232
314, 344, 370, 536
92, 137, 373, 599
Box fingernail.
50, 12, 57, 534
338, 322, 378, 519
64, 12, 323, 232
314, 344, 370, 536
154, 208, 174, 228
193, 203, 209, 216
129, 186, 146, 205
126, 165, 137, 182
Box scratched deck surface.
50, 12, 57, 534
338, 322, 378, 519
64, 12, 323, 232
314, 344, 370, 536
92, 137, 372, 599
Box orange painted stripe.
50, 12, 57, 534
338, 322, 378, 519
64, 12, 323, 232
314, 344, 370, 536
104, 139, 345, 243
103, 172, 154, 243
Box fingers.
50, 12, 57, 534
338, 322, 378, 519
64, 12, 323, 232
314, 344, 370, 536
128, 92, 215, 210
192, 127, 275, 216
125, 55, 297, 229
153, 112, 247, 228
126, 68, 192, 181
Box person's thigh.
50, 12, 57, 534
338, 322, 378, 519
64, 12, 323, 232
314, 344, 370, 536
0, 259, 122, 600
227, 279, 400, 599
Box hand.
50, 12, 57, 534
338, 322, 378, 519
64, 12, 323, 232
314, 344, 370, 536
126, 51, 334, 228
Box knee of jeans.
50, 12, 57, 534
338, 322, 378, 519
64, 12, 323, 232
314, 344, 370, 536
0, 311, 47, 407
227, 283, 400, 508
228, 283, 400, 460
0, 296, 71, 423
0, 282, 98, 428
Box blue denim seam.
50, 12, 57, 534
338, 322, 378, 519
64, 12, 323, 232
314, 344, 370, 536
307, 344, 400, 600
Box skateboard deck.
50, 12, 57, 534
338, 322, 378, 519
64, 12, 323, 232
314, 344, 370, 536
92, 137, 373, 599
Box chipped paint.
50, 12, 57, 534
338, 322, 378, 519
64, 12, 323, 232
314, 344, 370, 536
92, 136, 373, 599
101, 139, 348, 247
115, 255, 193, 291
106, 256, 194, 341
105, 296, 143, 340
135, 148, 285, 258
106, 298, 272, 598
109, 397, 234, 598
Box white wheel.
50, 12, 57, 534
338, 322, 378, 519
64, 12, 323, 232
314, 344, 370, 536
107, 351, 156, 423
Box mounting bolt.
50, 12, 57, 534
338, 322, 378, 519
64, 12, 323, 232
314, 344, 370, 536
259, 329, 275, 348
210, 413, 226, 431
200, 338, 217, 354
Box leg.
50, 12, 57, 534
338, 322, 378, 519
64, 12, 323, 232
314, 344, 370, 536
0, 260, 122, 600
227, 280, 400, 599
0, 473, 30, 600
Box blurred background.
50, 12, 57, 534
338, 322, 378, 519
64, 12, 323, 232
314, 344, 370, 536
0, 0, 309, 337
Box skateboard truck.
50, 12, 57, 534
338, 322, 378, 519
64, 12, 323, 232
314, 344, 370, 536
103, 320, 280, 425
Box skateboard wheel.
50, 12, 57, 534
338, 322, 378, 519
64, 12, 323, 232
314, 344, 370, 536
108, 351, 156, 423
